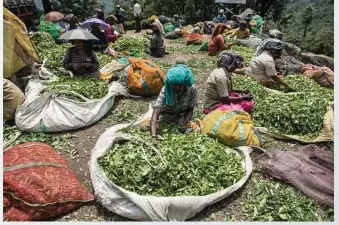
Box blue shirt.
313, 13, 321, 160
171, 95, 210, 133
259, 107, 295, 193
216, 15, 226, 23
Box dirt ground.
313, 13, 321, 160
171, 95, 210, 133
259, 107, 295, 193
46, 30, 333, 222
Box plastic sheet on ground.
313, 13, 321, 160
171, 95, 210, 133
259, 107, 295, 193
90, 117, 255, 221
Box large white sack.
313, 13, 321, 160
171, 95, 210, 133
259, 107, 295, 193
15, 78, 137, 132
90, 122, 254, 221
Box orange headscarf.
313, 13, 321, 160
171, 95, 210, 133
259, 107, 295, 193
212, 23, 228, 38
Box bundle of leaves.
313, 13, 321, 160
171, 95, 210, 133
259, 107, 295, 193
232, 75, 333, 138
3, 123, 76, 157
96, 53, 115, 67
41, 76, 108, 101
99, 125, 245, 197
112, 37, 145, 53
31, 32, 70, 74
243, 176, 333, 221
230, 45, 255, 67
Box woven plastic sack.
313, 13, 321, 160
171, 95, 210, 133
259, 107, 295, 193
199, 39, 209, 51
90, 120, 254, 221
164, 24, 176, 33
3, 8, 40, 78
15, 66, 137, 132
39, 21, 63, 40
186, 33, 205, 45
123, 58, 166, 96
250, 16, 264, 34
100, 60, 126, 84
302, 64, 334, 88
164, 30, 181, 39
3, 142, 94, 221
201, 109, 261, 147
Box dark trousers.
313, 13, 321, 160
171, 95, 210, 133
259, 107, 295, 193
135, 16, 141, 32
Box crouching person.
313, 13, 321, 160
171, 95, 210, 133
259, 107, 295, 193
203, 51, 254, 114
150, 65, 197, 138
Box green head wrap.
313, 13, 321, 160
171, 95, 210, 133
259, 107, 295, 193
164, 64, 194, 105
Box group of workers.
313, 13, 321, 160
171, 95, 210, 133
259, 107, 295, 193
5, 6, 295, 136
149, 36, 295, 138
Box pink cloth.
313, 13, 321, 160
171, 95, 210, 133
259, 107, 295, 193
105, 26, 117, 43
203, 92, 255, 114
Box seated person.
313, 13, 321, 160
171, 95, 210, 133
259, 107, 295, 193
90, 23, 108, 51
203, 51, 254, 114
145, 23, 166, 58
29, 18, 40, 32
104, 15, 119, 43
214, 9, 227, 24
208, 24, 233, 56
173, 14, 182, 28
203, 21, 215, 35
229, 20, 250, 39
3, 78, 25, 122
69, 16, 80, 30
150, 64, 197, 138
63, 40, 100, 77
247, 39, 295, 91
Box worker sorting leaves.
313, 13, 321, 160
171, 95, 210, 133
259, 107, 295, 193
150, 65, 197, 138
63, 40, 100, 77
203, 51, 254, 114
208, 24, 233, 56
246, 38, 295, 91
229, 20, 250, 39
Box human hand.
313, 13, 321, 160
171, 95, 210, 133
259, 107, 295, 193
72, 63, 81, 70
83, 63, 92, 68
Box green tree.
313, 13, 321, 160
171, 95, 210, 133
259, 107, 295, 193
277, 14, 295, 32
301, 5, 313, 38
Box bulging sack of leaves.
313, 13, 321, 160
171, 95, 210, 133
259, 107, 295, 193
302, 64, 334, 88
186, 33, 205, 45
90, 123, 253, 221
201, 109, 261, 147
124, 58, 166, 96
3, 142, 94, 221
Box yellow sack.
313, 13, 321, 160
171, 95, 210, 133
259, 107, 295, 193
201, 109, 261, 147
3, 8, 40, 78
124, 58, 166, 96
225, 29, 236, 35
100, 60, 125, 84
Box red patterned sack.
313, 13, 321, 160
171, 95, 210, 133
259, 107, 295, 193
3, 142, 94, 221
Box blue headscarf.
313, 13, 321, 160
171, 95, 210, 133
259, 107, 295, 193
164, 64, 194, 105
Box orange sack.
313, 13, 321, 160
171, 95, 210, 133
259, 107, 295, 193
124, 58, 166, 96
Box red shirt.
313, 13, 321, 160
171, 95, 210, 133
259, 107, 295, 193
208, 34, 226, 56
105, 26, 117, 43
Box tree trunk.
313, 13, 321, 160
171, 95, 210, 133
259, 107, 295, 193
303, 24, 307, 38
42, 0, 52, 14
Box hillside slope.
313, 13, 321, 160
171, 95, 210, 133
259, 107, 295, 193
272, 0, 334, 56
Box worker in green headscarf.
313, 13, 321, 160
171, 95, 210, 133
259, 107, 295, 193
150, 64, 197, 138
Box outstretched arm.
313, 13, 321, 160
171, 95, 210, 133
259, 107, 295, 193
150, 108, 161, 138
